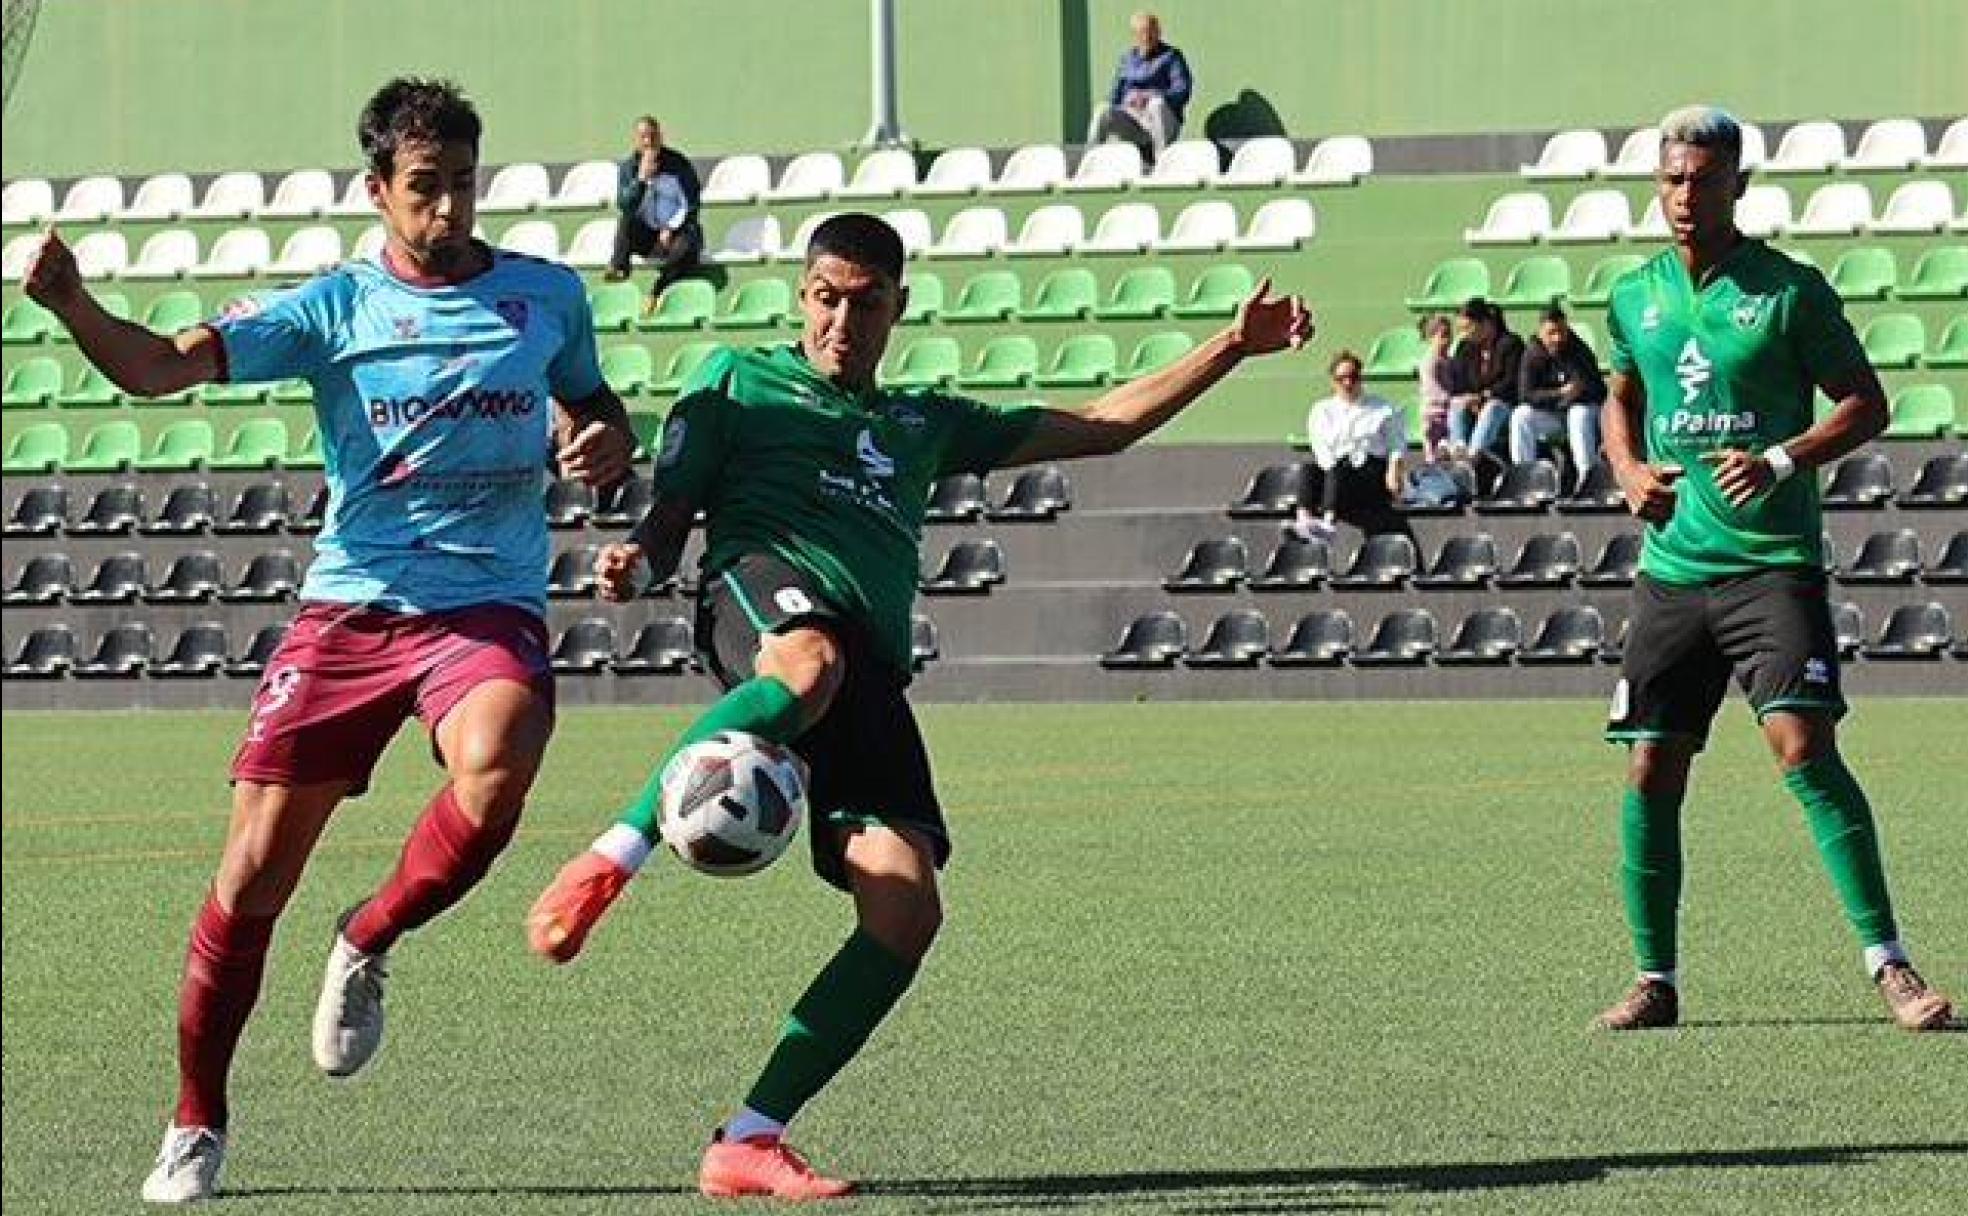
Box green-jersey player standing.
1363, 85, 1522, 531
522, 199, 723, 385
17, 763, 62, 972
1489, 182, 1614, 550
529, 214, 1316, 1196
1595, 106, 1954, 1033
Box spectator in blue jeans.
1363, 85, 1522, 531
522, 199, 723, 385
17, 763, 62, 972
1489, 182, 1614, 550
1513, 305, 1606, 484
1446, 298, 1523, 463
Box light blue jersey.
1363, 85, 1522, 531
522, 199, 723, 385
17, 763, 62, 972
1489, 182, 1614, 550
213, 248, 603, 616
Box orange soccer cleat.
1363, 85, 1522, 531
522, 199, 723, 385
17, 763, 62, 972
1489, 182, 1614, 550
698, 1133, 855, 1202
525, 851, 632, 963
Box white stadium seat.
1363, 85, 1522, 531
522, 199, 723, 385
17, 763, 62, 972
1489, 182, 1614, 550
1602, 127, 1661, 179
924, 207, 1007, 258
1221, 137, 1295, 188
3, 178, 54, 226
498, 219, 561, 259
545, 160, 616, 211
1464, 192, 1550, 244
480, 163, 550, 213
563, 218, 616, 267
1152, 199, 1236, 252
1547, 189, 1633, 244
1788, 183, 1872, 237
192, 227, 272, 278
1921, 118, 1968, 170
72, 231, 129, 279
1006, 204, 1085, 256
766, 152, 845, 202
328, 175, 378, 218
710, 215, 782, 263
1868, 180, 1955, 235
1736, 122, 1769, 170
1292, 136, 1373, 185
351, 224, 387, 262
836, 149, 918, 199
778, 211, 841, 262
912, 147, 992, 197
266, 225, 343, 276
55, 176, 125, 223
1624, 196, 1670, 242
1232, 197, 1317, 250
1762, 120, 1845, 174
1842, 118, 1926, 172
120, 173, 196, 222
702, 154, 771, 205
1736, 184, 1793, 238
1080, 202, 1160, 254
188, 171, 266, 220
1140, 139, 1220, 190
259, 170, 337, 219
992, 144, 1068, 194
1065, 143, 1143, 192
881, 208, 934, 257
2, 232, 39, 280
1521, 129, 1607, 180
122, 229, 200, 280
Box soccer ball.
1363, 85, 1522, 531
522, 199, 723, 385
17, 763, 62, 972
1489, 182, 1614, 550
658, 731, 808, 877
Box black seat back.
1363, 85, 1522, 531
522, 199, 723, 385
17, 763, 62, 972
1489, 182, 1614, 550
8, 624, 76, 674
72, 484, 143, 533
1229, 462, 1311, 517
161, 622, 230, 671
149, 483, 218, 532
1279, 610, 1353, 660
7, 553, 73, 602
1446, 606, 1522, 656
925, 473, 987, 523
7, 485, 68, 535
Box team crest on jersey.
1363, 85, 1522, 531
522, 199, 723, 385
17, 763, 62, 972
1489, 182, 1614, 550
1641, 304, 1662, 333
855, 428, 896, 479
1803, 657, 1831, 685
1733, 295, 1773, 330
217, 295, 263, 322
392, 315, 422, 340
494, 298, 530, 332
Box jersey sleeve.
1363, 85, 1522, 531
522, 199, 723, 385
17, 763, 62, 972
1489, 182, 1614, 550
1606, 290, 1637, 376
933, 395, 1047, 476
209, 275, 340, 384
648, 348, 739, 504
547, 273, 606, 401
1788, 270, 1868, 385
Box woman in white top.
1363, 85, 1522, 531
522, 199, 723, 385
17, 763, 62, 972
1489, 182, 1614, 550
1293, 350, 1413, 542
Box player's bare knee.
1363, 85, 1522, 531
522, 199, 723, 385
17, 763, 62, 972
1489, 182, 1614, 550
448, 768, 531, 827
1629, 741, 1693, 799
862, 886, 942, 962
1763, 712, 1832, 772
758, 625, 846, 724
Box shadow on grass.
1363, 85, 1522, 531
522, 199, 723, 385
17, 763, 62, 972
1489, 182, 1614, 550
224, 1141, 1966, 1205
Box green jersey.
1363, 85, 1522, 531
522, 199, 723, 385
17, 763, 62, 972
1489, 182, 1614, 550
1606, 240, 1867, 586
651, 344, 1042, 671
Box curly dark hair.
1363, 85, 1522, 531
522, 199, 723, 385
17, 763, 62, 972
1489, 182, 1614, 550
806, 212, 905, 283
358, 77, 482, 178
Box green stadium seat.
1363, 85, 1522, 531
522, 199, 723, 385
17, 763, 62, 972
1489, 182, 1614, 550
3, 356, 62, 408
589, 282, 640, 333
201, 378, 272, 407
1405, 257, 1491, 312
1571, 254, 1645, 307
287, 426, 325, 470
900, 271, 944, 324
143, 289, 206, 334
1093, 266, 1176, 320
1017, 268, 1098, 322
1860, 314, 1926, 369
4, 298, 55, 345
1895, 246, 1967, 299
273, 379, 313, 404
65, 419, 142, 472
600, 344, 654, 396
638, 279, 716, 331
53, 292, 131, 344
135, 418, 216, 472
1927, 318, 1968, 369
1171, 263, 1255, 318
3, 421, 68, 472
943, 270, 1022, 324
1827, 247, 1897, 301
209, 417, 291, 470
1496, 255, 1572, 309
1118, 331, 1197, 381
1033, 334, 1118, 387
885, 336, 960, 388
957, 335, 1038, 388
630, 412, 666, 461
1883, 385, 1955, 438
59, 365, 122, 408
653, 341, 718, 394
710, 278, 792, 329
1362, 326, 1425, 382
1571, 319, 1609, 370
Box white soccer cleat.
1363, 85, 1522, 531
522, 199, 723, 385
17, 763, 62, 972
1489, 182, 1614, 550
141, 1125, 225, 1204
310, 927, 388, 1077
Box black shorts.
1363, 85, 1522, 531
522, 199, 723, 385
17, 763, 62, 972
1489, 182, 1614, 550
1605, 567, 1846, 749
695, 552, 949, 891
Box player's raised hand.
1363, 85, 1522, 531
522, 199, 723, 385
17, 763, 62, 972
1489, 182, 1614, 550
1615, 458, 1682, 524
1227, 278, 1315, 357
558, 419, 633, 488
594, 541, 644, 602
1700, 448, 1774, 509
23, 227, 83, 310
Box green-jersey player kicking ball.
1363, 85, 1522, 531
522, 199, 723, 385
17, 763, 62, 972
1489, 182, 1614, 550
1595, 106, 1954, 1033
529, 213, 1314, 1198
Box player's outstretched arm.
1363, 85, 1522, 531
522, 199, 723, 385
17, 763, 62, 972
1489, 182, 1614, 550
996, 278, 1313, 467
1701, 366, 1889, 508
1603, 371, 1681, 523
23, 228, 221, 396
597, 494, 698, 599
554, 387, 637, 489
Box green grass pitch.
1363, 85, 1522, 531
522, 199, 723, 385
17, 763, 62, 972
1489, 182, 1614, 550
4, 700, 1964, 1213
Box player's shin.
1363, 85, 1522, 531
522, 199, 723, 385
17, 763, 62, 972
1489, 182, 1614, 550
1620, 788, 1683, 979
1782, 753, 1901, 962
175, 896, 277, 1129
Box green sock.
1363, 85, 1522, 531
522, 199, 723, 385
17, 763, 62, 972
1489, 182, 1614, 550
1783, 753, 1899, 947
743, 929, 917, 1124
616, 675, 805, 842
1620, 787, 1683, 975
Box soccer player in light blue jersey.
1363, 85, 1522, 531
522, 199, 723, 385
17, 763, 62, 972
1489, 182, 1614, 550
24, 78, 636, 1204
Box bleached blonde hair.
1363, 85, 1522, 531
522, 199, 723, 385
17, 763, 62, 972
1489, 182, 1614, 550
1658, 105, 1744, 167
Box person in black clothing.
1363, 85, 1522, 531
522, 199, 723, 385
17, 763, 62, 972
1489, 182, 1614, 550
605, 116, 704, 303
1513, 305, 1607, 481
1445, 298, 1524, 462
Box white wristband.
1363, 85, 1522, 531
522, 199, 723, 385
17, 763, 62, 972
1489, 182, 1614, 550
1762, 444, 1796, 483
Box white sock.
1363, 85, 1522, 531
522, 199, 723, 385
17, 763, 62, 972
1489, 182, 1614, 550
1640, 969, 1677, 988
1863, 941, 1908, 978
592, 824, 654, 874
722, 1107, 786, 1144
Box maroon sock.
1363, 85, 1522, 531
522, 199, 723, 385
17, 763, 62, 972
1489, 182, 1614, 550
174, 895, 277, 1130
343, 785, 518, 954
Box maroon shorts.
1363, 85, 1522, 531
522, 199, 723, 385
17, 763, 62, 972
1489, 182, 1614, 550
230, 601, 554, 794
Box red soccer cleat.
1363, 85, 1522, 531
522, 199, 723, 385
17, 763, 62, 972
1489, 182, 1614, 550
526, 851, 632, 963
698, 1133, 855, 1202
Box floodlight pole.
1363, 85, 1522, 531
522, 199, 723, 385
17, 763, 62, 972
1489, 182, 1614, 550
860, 0, 910, 149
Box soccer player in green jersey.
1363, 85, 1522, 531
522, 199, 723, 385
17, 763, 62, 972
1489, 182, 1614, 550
527, 213, 1313, 1196
1594, 106, 1954, 1033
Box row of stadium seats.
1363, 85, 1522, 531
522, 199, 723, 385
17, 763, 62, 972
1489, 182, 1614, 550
1465, 181, 1964, 246
0, 136, 1372, 229
1520, 117, 1968, 180
1404, 246, 1968, 312
1100, 601, 1966, 668
2, 419, 320, 473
